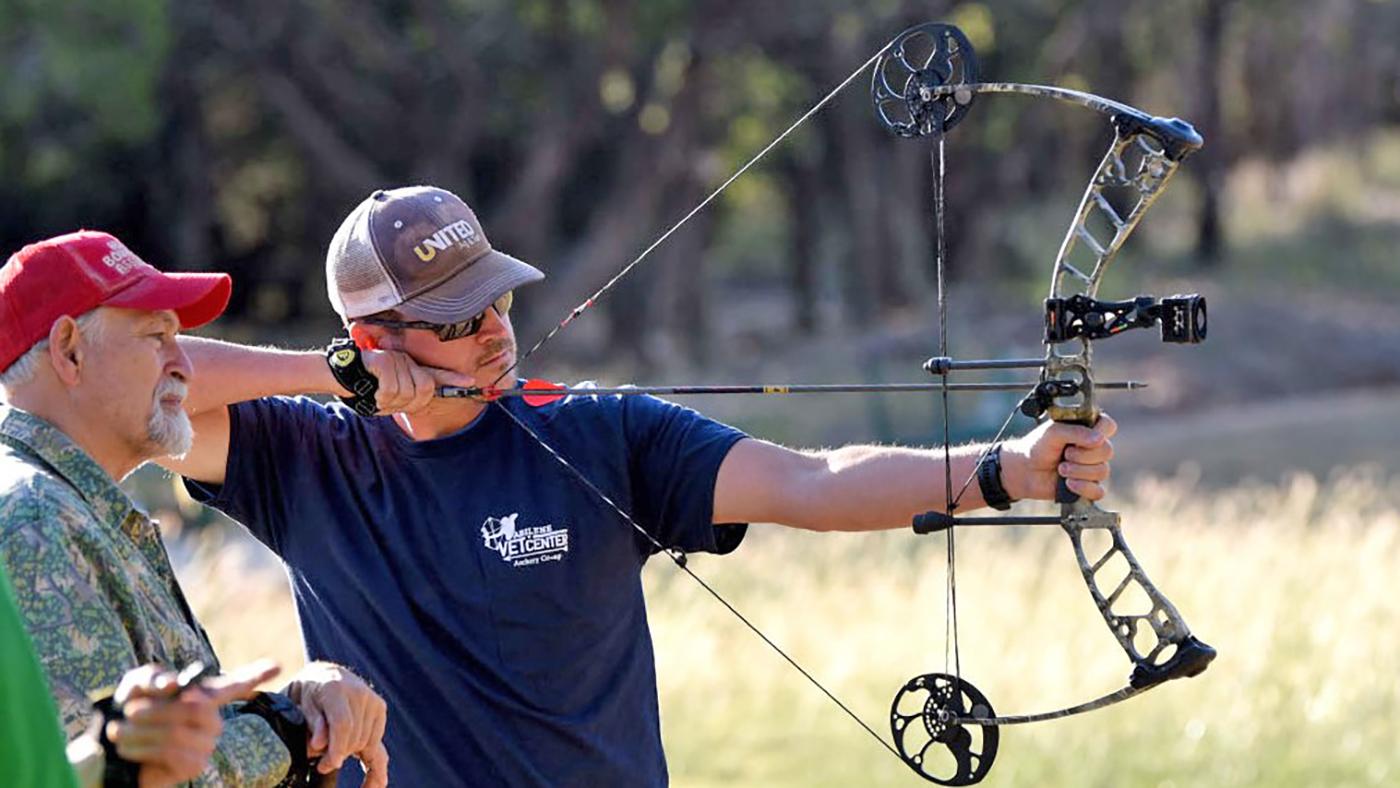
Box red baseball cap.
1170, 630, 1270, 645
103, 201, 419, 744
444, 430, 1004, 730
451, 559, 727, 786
0, 230, 232, 372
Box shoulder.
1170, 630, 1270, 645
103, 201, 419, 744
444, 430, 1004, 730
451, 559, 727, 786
0, 453, 101, 596
0, 448, 91, 542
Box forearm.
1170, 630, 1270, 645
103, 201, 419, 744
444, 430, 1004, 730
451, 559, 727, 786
785, 443, 1000, 531
716, 439, 1024, 532
180, 336, 348, 416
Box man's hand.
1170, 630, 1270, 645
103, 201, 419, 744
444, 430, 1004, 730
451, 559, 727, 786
106, 660, 281, 788
1001, 413, 1117, 502
359, 348, 472, 415
285, 661, 389, 788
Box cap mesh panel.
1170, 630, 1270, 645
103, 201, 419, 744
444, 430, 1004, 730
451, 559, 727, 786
327, 203, 402, 318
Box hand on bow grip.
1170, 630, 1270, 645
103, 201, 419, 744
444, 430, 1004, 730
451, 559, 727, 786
1004, 413, 1117, 505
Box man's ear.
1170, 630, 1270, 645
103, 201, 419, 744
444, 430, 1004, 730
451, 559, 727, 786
46, 316, 84, 385
348, 322, 379, 351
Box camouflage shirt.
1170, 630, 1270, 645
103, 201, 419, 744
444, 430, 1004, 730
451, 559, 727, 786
0, 405, 290, 787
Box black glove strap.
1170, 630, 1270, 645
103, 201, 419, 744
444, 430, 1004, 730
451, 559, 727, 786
239, 691, 323, 787
978, 442, 1016, 511
89, 695, 141, 788
326, 339, 379, 417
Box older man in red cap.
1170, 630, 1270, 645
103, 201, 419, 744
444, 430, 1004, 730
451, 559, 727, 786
0, 231, 390, 787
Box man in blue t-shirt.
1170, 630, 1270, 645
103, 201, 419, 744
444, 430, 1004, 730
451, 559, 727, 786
163, 185, 1119, 787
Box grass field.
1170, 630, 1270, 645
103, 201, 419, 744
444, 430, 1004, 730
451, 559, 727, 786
172, 463, 1400, 787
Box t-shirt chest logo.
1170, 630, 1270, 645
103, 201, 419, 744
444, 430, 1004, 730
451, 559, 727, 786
480, 513, 570, 568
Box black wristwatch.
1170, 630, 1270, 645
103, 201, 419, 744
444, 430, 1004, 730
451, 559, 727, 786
239, 691, 324, 787
326, 339, 379, 417
977, 442, 1016, 511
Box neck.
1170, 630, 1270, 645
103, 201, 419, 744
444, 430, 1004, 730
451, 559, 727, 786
391, 397, 490, 441
6, 385, 140, 481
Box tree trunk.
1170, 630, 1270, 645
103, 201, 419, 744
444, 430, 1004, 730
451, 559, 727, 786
1195, 0, 1230, 266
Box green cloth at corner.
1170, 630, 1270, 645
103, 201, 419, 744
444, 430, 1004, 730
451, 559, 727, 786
0, 564, 81, 788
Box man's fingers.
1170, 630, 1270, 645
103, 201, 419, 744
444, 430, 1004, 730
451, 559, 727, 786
1062, 440, 1113, 466
406, 363, 439, 412
374, 355, 405, 411
122, 695, 222, 736
109, 704, 221, 759
1063, 477, 1106, 501
1094, 412, 1119, 439
358, 741, 391, 788
324, 695, 369, 772
111, 738, 205, 770
287, 663, 389, 779
426, 364, 476, 391
1060, 460, 1110, 483
1061, 422, 1108, 449
303, 702, 330, 756
115, 664, 178, 704
351, 696, 375, 767
203, 660, 282, 705
311, 691, 353, 768
369, 698, 387, 753
362, 348, 478, 409
393, 354, 415, 404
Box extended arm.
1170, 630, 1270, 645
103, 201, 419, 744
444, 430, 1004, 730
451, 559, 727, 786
712, 415, 1115, 531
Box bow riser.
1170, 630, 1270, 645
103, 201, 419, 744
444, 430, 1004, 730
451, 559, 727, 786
1043, 117, 1217, 694
1044, 128, 1190, 424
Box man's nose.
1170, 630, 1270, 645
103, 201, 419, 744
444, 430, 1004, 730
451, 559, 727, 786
167, 340, 193, 382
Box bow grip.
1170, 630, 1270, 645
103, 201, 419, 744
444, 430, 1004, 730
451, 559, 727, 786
1053, 414, 1099, 505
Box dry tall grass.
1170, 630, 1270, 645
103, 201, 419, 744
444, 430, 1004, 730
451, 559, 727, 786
174, 466, 1400, 787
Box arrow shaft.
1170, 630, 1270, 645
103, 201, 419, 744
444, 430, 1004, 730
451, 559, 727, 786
438, 381, 1146, 399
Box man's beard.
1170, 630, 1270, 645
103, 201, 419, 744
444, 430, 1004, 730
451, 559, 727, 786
147, 378, 194, 458
479, 338, 516, 382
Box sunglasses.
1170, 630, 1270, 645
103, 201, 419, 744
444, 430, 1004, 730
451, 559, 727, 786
359, 291, 513, 341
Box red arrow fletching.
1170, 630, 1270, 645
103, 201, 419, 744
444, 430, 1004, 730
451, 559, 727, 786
522, 379, 568, 407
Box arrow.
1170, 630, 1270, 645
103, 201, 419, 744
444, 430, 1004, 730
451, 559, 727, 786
440, 378, 1148, 407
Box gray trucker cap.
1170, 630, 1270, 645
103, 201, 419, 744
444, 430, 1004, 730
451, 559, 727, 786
326, 185, 544, 322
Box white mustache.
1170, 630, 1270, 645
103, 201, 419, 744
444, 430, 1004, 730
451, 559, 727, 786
155, 378, 188, 404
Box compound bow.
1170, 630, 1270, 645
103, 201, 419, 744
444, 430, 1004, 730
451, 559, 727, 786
872, 23, 1215, 785
479, 20, 1215, 787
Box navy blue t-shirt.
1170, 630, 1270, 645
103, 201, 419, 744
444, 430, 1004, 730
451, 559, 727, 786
185, 388, 748, 787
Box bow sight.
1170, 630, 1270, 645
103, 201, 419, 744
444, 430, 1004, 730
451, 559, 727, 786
1046, 294, 1208, 344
